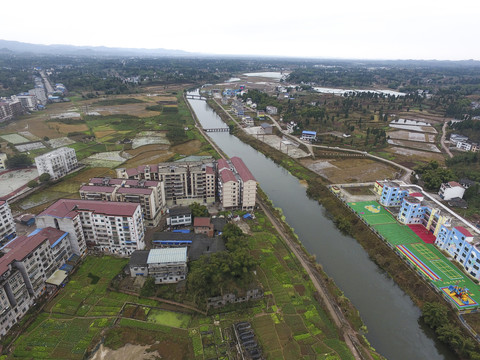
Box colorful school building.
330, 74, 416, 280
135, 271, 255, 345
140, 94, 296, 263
346, 180, 480, 311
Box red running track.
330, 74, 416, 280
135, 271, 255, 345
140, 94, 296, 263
408, 224, 436, 244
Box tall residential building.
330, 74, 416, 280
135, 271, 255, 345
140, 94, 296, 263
0, 153, 7, 170
116, 159, 216, 206
34, 147, 78, 180
15, 94, 38, 111
79, 177, 166, 226
218, 159, 239, 209
217, 157, 257, 210
0, 201, 16, 244
0, 101, 13, 122
231, 157, 257, 210
0, 227, 73, 338
36, 199, 145, 255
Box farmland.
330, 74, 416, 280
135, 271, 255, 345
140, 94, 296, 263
5, 207, 365, 360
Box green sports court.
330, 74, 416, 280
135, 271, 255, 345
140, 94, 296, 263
348, 200, 480, 310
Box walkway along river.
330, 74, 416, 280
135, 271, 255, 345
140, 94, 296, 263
186, 92, 456, 360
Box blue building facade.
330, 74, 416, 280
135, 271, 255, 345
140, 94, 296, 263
435, 226, 480, 278
379, 182, 408, 207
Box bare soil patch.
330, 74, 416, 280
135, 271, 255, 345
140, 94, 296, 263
48, 122, 89, 134
301, 157, 397, 183
171, 140, 203, 156
90, 344, 160, 360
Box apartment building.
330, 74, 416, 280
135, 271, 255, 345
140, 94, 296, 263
0, 101, 13, 122
36, 199, 145, 255
218, 159, 239, 209
217, 157, 257, 210
0, 152, 7, 169
34, 147, 78, 180
231, 157, 257, 210
79, 177, 166, 226
116, 159, 216, 206
0, 201, 16, 244
0, 227, 73, 338
129, 247, 188, 284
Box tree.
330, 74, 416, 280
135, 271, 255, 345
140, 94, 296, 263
422, 302, 448, 330
189, 202, 209, 218
140, 277, 156, 297
6, 154, 32, 168
27, 180, 37, 188
39, 173, 51, 183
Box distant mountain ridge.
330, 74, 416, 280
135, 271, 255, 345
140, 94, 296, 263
0, 39, 195, 57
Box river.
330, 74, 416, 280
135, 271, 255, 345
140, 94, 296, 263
186, 93, 455, 360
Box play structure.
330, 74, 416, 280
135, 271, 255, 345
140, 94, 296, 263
449, 284, 470, 305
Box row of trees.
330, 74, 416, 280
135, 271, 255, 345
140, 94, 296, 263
422, 302, 479, 359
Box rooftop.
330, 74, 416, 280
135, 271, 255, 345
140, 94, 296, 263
194, 217, 211, 227
116, 187, 153, 195
38, 199, 140, 218
231, 157, 256, 182
129, 250, 149, 266
220, 168, 237, 183
147, 247, 187, 264
455, 226, 473, 238
168, 206, 191, 217
80, 185, 116, 193
0, 227, 67, 276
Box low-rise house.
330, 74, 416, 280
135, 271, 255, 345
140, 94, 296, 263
266, 106, 278, 115
438, 181, 465, 201
242, 116, 254, 127
193, 217, 214, 237
301, 130, 316, 141
459, 178, 475, 189
167, 206, 192, 227
130, 248, 188, 284
257, 110, 265, 119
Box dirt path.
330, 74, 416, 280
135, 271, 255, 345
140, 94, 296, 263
257, 199, 371, 360
441, 121, 453, 158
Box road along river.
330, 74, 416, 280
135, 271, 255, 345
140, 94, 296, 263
186, 92, 456, 360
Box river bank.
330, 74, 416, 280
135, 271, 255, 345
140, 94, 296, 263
228, 109, 479, 358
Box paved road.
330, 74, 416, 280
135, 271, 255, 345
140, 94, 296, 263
257, 199, 369, 360
441, 121, 453, 158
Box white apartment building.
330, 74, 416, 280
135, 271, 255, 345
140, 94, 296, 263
36, 199, 145, 255
79, 177, 166, 226
0, 152, 7, 169
217, 157, 257, 210
116, 159, 216, 206
0, 227, 74, 338
0, 201, 16, 244
218, 159, 239, 209
34, 147, 78, 180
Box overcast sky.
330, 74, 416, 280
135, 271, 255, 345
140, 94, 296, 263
2, 0, 479, 60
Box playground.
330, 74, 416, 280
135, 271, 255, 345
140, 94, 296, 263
348, 200, 480, 310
